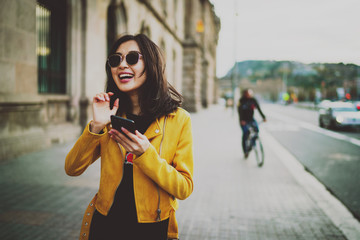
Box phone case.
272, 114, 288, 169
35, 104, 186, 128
110, 115, 136, 134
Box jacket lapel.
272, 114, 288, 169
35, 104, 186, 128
144, 117, 162, 140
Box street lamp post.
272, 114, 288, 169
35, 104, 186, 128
232, 0, 238, 115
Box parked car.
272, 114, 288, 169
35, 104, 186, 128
318, 101, 360, 129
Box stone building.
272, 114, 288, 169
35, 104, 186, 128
0, 0, 220, 161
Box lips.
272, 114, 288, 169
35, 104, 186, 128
118, 73, 134, 83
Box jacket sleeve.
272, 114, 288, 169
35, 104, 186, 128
64, 122, 106, 176
254, 99, 266, 120
134, 115, 194, 200
238, 102, 243, 122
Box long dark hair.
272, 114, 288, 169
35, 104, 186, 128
105, 34, 183, 119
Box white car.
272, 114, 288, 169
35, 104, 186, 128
317, 100, 332, 109
318, 101, 360, 129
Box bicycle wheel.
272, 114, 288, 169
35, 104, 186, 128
253, 137, 264, 167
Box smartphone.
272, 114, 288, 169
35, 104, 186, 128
110, 115, 136, 136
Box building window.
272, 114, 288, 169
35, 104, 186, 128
162, 0, 167, 17
172, 49, 177, 86
174, 0, 178, 30
160, 39, 166, 56
36, 1, 66, 94
107, 3, 128, 54
140, 21, 151, 38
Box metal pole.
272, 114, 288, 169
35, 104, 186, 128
232, 0, 238, 115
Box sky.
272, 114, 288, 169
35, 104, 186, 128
210, 0, 360, 77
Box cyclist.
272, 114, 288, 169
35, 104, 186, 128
237, 89, 266, 158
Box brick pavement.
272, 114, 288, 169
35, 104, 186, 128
0, 105, 358, 239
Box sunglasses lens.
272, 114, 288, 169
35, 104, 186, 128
126, 52, 139, 65
108, 55, 121, 67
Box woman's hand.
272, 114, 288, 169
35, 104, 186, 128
108, 128, 150, 156
91, 92, 119, 133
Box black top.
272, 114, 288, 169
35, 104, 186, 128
238, 97, 266, 122
89, 113, 169, 240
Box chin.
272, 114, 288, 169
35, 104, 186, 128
117, 85, 138, 94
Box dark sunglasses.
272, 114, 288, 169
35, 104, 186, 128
107, 51, 143, 68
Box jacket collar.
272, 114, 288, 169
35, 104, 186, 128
120, 113, 170, 140
144, 117, 162, 140
143, 111, 176, 140
118, 109, 177, 140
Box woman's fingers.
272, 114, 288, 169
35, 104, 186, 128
109, 130, 130, 146
135, 130, 145, 139
109, 128, 149, 155
94, 93, 105, 102
122, 129, 150, 155
110, 129, 133, 145
120, 128, 137, 142
94, 94, 103, 102
101, 92, 109, 101
113, 98, 119, 109
94, 92, 114, 102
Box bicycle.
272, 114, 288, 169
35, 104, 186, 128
244, 122, 264, 167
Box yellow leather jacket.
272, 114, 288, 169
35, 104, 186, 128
65, 108, 194, 239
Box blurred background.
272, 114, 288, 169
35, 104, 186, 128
1, 0, 359, 161
0, 0, 360, 239
214, 0, 360, 109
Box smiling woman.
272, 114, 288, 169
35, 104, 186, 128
65, 34, 194, 240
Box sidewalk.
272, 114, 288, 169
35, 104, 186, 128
0, 105, 359, 239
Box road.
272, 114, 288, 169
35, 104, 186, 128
260, 103, 360, 221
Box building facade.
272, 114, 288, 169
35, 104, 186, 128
0, 0, 220, 161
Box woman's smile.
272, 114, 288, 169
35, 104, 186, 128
118, 71, 135, 83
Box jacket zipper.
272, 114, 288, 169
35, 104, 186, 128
156, 116, 167, 221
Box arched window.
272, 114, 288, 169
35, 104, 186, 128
162, 0, 167, 17
140, 21, 151, 38
36, 0, 67, 93
172, 49, 177, 86
107, 1, 127, 54
160, 39, 166, 56
174, 0, 178, 30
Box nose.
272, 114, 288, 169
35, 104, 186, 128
118, 56, 129, 69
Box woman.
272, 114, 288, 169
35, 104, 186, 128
65, 34, 194, 240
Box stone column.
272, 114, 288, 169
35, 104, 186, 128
181, 0, 203, 112
201, 59, 209, 108
182, 41, 202, 112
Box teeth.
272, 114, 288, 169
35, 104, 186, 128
119, 74, 134, 79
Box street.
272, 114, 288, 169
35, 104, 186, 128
262, 103, 360, 221
0, 104, 359, 239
